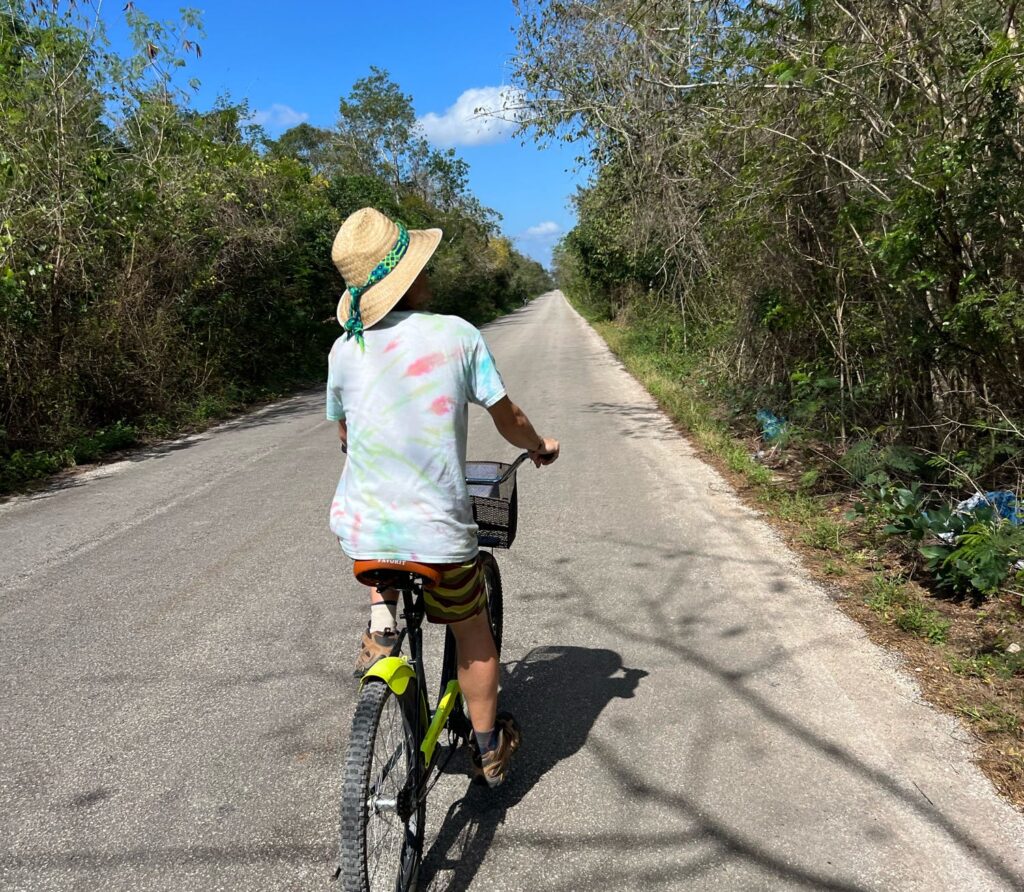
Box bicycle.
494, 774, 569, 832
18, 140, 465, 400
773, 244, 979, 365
334, 452, 532, 891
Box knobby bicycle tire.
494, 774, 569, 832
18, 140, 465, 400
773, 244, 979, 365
338, 678, 425, 891
481, 551, 503, 655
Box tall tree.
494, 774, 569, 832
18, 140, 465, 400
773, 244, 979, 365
514, 0, 1024, 472
268, 122, 336, 175
337, 66, 429, 200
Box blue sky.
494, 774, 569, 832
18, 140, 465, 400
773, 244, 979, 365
102, 0, 585, 266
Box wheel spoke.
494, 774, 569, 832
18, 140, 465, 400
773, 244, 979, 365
368, 741, 405, 800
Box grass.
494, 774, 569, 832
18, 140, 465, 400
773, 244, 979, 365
895, 602, 951, 644
866, 574, 912, 615
0, 422, 138, 493
865, 575, 950, 643
822, 560, 847, 577
956, 702, 1021, 735
587, 299, 954, 644
593, 318, 772, 486
949, 649, 1024, 681
592, 312, 854, 553
0, 382, 293, 495
799, 515, 847, 552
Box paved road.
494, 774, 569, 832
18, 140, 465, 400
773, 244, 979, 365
2, 291, 1023, 891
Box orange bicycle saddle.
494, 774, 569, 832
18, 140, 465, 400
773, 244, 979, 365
353, 559, 443, 588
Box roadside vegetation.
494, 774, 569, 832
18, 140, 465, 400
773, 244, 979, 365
513, 1, 1024, 804
0, 2, 550, 492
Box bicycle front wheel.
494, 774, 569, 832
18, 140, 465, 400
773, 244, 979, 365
338, 678, 425, 892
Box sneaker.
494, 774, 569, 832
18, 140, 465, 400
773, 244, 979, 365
472, 712, 521, 788
353, 627, 398, 678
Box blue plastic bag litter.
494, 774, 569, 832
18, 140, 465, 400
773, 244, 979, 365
756, 409, 787, 442
955, 491, 1023, 526
934, 493, 1024, 572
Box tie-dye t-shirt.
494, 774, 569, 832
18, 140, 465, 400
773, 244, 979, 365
326, 310, 507, 562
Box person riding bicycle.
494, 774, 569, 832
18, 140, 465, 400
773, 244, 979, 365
326, 208, 559, 787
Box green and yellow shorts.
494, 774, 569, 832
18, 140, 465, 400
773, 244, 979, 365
420, 558, 487, 624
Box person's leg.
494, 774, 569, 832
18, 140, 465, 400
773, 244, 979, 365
369, 586, 399, 633
448, 610, 498, 734
425, 558, 520, 785
450, 612, 519, 786
354, 585, 399, 678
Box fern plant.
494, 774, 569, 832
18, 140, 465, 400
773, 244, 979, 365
841, 440, 928, 486
921, 517, 1024, 596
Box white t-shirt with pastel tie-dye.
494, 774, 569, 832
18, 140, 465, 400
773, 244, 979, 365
326, 310, 507, 563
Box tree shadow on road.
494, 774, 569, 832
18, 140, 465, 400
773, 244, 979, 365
523, 547, 1024, 891
585, 400, 684, 442
420, 645, 647, 891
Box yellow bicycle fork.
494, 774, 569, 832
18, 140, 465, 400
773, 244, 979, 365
361, 656, 463, 764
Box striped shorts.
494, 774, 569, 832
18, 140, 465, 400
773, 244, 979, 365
420, 558, 487, 625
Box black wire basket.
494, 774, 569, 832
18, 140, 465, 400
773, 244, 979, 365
466, 461, 519, 548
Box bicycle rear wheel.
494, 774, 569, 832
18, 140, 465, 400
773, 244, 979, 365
480, 551, 503, 655
338, 678, 425, 891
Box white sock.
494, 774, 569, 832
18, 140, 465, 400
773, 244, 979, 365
369, 601, 398, 635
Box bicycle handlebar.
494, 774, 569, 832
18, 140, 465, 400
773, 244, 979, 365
465, 450, 555, 486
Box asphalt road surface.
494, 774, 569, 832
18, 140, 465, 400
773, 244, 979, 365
3, 292, 1024, 891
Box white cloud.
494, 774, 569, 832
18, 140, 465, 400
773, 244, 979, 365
419, 86, 524, 147
246, 103, 309, 131
515, 221, 562, 267
519, 221, 561, 240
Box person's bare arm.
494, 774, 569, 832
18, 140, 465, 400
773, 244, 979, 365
486, 396, 559, 466
337, 419, 348, 451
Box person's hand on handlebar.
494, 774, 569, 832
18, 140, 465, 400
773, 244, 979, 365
529, 437, 560, 468
486, 397, 559, 467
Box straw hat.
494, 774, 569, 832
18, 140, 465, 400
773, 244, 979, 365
331, 208, 442, 341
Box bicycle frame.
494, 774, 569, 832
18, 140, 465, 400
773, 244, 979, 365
422, 678, 462, 764
359, 581, 466, 794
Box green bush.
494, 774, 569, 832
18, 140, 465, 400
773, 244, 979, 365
920, 520, 1024, 596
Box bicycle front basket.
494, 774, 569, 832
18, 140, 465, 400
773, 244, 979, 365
466, 461, 518, 548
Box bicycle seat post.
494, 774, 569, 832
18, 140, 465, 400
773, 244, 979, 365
397, 581, 426, 670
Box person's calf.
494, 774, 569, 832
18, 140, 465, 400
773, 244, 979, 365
450, 610, 499, 735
